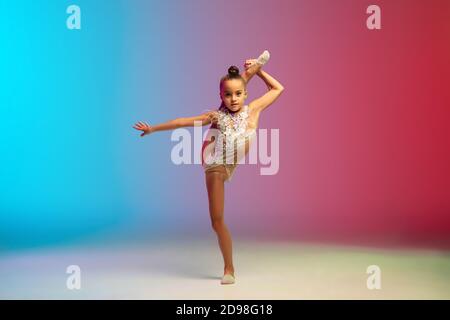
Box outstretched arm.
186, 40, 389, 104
133, 111, 217, 137
249, 69, 284, 113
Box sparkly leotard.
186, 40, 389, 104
201, 105, 256, 182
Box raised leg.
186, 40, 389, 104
241, 50, 270, 83
241, 60, 262, 84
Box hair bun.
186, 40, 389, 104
227, 65, 240, 76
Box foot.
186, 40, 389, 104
256, 50, 270, 66
221, 267, 235, 285
221, 273, 235, 285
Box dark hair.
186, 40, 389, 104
219, 65, 246, 91
218, 66, 247, 111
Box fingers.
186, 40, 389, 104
244, 59, 258, 67
139, 121, 148, 128
208, 113, 218, 123
132, 121, 150, 131
244, 60, 257, 71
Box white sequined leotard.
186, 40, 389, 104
202, 105, 257, 181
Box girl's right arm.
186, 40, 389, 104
133, 111, 217, 137
248, 69, 284, 114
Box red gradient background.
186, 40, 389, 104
144, 0, 450, 249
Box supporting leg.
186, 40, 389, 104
205, 169, 235, 284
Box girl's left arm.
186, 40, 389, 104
249, 70, 284, 113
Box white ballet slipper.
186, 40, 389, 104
221, 274, 236, 285
256, 50, 270, 66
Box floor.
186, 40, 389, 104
1, 238, 449, 299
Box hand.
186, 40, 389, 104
207, 111, 219, 125
244, 59, 259, 71
133, 121, 153, 137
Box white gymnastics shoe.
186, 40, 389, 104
221, 274, 236, 285
256, 50, 270, 66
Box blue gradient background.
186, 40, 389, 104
0, 1, 131, 248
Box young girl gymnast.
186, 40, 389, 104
133, 50, 284, 285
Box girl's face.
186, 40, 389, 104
220, 79, 248, 112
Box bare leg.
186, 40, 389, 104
205, 168, 235, 279
241, 50, 270, 83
